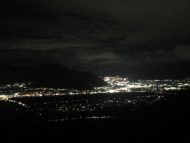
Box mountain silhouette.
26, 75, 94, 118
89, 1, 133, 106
0, 63, 106, 89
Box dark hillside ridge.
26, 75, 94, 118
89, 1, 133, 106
0, 63, 106, 89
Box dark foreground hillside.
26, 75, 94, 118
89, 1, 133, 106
0, 90, 190, 142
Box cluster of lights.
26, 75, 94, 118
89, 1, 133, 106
20, 93, 162, 121
0, 77, 190, 100
48, 116, 114, 122
2, 77, 187, 121
31, 97, 138, 114
97, 77, 190, 94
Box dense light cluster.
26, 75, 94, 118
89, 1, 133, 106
0, 77, 190, 99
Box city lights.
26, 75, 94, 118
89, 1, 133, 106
0, 77, 190, 100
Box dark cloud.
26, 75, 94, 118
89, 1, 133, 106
0, 0, 190, 77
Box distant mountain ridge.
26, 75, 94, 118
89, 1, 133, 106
0, 63, 106, 89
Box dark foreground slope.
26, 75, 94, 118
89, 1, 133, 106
0, 63, 106, 89
0, 90, 190, 142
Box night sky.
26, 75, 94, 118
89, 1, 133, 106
1, 0, 190, 78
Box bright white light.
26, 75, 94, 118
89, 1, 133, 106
0, 95, 9, 100
0, 78, 190, 97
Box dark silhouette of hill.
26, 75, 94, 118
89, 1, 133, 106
0, 63, 106, 89
124, 62, 190, 80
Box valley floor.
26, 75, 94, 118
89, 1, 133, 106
0, 90, 190, 142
